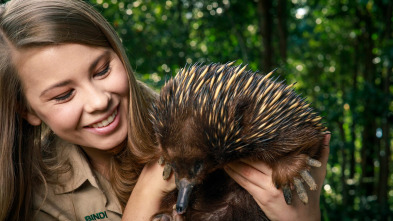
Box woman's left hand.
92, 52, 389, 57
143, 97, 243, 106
122, 160, 176, 220
224, 133, 330, 221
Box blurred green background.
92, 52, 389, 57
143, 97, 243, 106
11, 0, 386, 219
87, 0, 392, 220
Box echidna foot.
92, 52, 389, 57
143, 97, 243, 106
158, 156, 165, 165
163, 163, 172, 180
283, 174, 311, 205
158, 156, 172, 180
285, 157, 321, 205
300, 170, 317, 190
307, 157, 322, 167
293, 177, 308, 204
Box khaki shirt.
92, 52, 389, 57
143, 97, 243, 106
33, 145, 122, 221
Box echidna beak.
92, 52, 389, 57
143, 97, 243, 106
176, 178, 194, 214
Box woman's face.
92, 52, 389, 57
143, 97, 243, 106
16, 44, 129, 151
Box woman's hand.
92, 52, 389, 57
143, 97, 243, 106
224, 133, 331, 221
122, 160, 176, 220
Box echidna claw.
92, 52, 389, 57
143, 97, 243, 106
307, 157, 321, 168
294, 178, 308, 204
282, 158, 319, 205
159, 156, 173, 180
283, 185, 292, 205
158, 156, 165, 165
300, 170, 317, 190
163, 163, 172, 180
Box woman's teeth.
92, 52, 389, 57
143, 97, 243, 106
91, 109, 117, 128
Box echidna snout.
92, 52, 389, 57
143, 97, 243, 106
176, 178, 194, 214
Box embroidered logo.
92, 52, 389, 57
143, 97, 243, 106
84, 211, 108, 220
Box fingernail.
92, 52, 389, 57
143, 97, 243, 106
323, 133, 331, 147
223, 165, 232, 173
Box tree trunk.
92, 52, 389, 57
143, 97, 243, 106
377, 1, 392, 214
277, 0, 287, 64
349, 54, 358, 180
257, 0, 273, 71
346, 38, 358, 207
337, 121, 349, 206
357, 6, 377, 198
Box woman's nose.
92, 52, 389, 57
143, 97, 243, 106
84, 85, 111, 113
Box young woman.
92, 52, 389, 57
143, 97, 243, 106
0, 0, 330, 220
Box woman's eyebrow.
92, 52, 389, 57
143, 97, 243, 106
39, 49, 112, 98
88, 50, 112, 73
40, 80, 72, 98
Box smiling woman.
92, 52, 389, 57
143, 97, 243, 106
0, 0, 330, 220
0, 0, 161, 220
16, 44, 130, 152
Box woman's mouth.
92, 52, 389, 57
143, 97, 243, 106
84, 107, 121, 136
90, 109, 118, 128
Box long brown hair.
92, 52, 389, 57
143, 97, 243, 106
0, 0, 157, 219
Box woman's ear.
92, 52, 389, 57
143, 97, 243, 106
16, 102, 42, 126
25, 112, 42, 126
18, 108, 42, 126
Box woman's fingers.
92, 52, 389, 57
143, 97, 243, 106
141, 160, 177, 193
223, 133, 331, 221
239, 158, 273, 176
320, 132, 331, 165
224, 160, 281, 199
225, 132, 331, 201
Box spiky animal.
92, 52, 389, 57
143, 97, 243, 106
150, 62, 327, 220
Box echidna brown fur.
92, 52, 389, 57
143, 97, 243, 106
150, 62, 327, 220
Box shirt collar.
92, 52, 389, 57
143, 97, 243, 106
54, 144, 100, 194
51, 140, 122, 215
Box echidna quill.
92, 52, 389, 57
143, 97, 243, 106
150, 62, 327, 220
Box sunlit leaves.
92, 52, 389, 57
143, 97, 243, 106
89, 0, 392, 218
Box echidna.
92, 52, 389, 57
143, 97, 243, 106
150, 62, 327, 220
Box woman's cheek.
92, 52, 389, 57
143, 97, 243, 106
112, 66, 130, 96
42, 104, 83, 133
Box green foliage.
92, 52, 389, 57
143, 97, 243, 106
89, 0, 392, 220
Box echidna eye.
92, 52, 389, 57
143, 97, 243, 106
194, 161, 203, 173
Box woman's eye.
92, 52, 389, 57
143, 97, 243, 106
94, 63, 111, 78
53, 90, 74, 102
